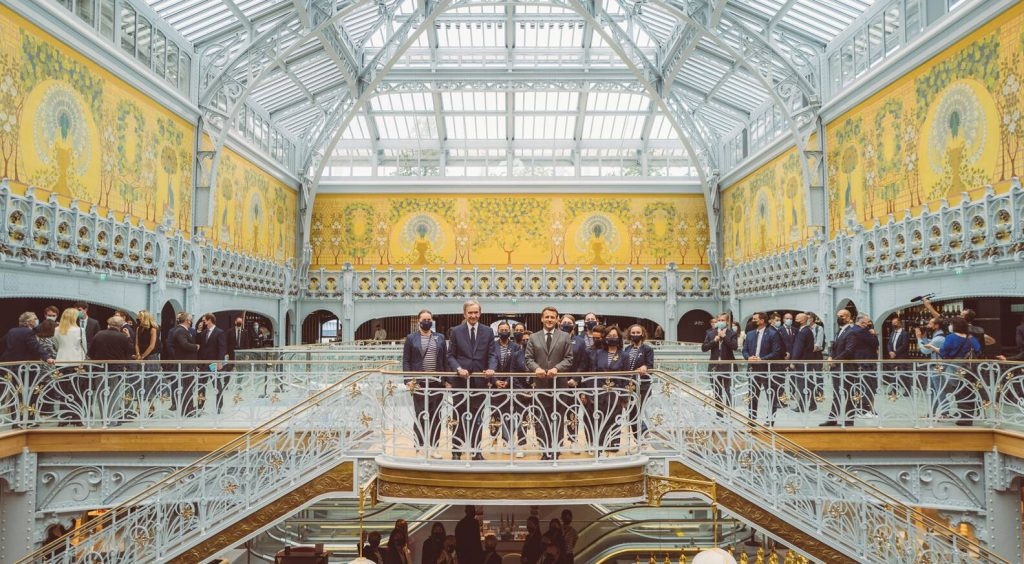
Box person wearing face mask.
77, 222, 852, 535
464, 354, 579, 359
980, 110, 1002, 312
42, 305, 60, 325
742, 312, 785, 426
820, 309, 864, 427
2, 312, 56, 428
589, 325, 625, 455
702, 313, 738, 414
623, 324, 654, 444
513, 323, 527, 345
403, 309, 448, 458
491, 321, 527, 457
788, 312, 818, 413
560, 314, 585, 451
939, 316, 981, 426
915, 317, 946, 418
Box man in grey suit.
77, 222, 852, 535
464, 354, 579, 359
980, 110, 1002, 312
525, 306, 574, 460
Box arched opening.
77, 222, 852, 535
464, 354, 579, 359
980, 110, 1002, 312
0, 298, 121, 337
302, 310, 340, 344
677, 309, 713, 343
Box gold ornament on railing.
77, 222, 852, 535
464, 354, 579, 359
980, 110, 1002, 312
738, 553, 749, 564
755, 547, 764, 564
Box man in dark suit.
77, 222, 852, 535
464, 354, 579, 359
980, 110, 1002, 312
89, 316, 137, 422
789, 312, 818, 412
701, 312, 737, 413
525, 306, 574, 460
884, 317, 911, 394
742, 311, 785, 425
403, 309, 448, 457
2, 312, 56, 427
226, 315, 252, 361
778, 313, 797, 359
75, 301, 101, 358
854, 314, 880, 416
168, 312, 201, 416
446, 299, 497, 460
197, 313, 228, 414
820, 309, 863, 426
454, 505, 483, 562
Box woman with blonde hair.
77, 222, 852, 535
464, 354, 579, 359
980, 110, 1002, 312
55, 308, 86, 363
134, 310, 161, 417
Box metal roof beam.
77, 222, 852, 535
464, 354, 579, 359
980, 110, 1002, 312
723, 2, 827, 48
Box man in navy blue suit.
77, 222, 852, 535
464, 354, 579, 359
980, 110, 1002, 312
820, 309, 863, 426
446, 299, 497, 460
789, 312, 818, 412
884, 317, 911, 393
742, 312, 784, 424
197, 313, 228, 414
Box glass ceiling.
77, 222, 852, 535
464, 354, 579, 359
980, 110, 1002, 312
146, 0, 874, 178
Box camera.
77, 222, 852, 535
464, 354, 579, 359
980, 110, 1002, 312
910, 293, 935, 303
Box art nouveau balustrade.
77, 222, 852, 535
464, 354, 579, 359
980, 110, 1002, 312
643, 369, 1005, 563
0, 359, 385, 431
305, 264, 716, 300
20, 365, 1006, 563
0, 179, 293, 297
723, 179, 1024, 298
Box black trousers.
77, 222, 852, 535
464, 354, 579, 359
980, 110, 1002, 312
748, 364, 783, 421
412, 386, 444, 450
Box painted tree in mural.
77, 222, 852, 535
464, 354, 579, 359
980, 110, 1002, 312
691, 208, 709, 264
469, 197, 547, 265
827, 117, 862, 229
273, 186, 287, 258
177, 146, 192, 231
116, 100, 145, 216
373, 204, 392, 265
342, 202, 377, 264
641, 202, 676, 264
453, 211, 472, 265
871, 99, 906, 216
902, 111, 923, 206
309, 214, 325, 264
241, 169, 266, 250
97, 104, 117, 208
156, 117, 184, 224
0, 53, 26, 180
996, 34, 1023, 180
217, 156, 237, 244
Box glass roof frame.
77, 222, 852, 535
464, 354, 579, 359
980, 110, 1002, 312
148, 0, 875, 179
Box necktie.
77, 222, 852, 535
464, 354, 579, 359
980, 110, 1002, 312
470, 326, 476, 348
755, 329, 764, 357
546, 332, 552, 350
236, 328, 241, 343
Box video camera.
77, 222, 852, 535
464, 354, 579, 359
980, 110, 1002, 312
910, 293, 935, 303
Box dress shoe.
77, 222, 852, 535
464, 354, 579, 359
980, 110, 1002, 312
472, 453, 485, 461
540, 453, 552, 461
818, 420, 839, 427
954, 420, 974, 427
451, 453, 463, 460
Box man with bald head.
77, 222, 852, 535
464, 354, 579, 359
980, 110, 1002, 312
820, 308, 863, 426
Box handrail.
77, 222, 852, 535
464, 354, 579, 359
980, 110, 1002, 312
18, 366, 389, 563
647, 368, 1008, 563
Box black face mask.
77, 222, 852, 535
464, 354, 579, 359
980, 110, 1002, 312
630, 335, 642, 344
605, 338, 621, 347
514, 332, 524, 342
498, 332, 511, 341
584, 320, 597, 330
592, 338, 604, 348
419, 320, 433, 331
560, 323, 574, 333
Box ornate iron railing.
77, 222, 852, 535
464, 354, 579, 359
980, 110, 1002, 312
723, 179, 1024, 298
18, 368, 385, 564
377, 371, 644, 462
649, 359, 1024, 431
643, 369, 1008, 563
305, 264, 716, 300
0, 359, 387, 431
0, 179, 294, 297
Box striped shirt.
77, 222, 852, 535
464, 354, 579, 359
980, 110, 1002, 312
420, 333, 438, 371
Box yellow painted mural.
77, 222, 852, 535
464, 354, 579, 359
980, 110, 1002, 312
826, 2, 1024, 234
310, 194, 709, 269
721, 147, 813, 262
0, 6, 194, 233
207, 148, 298, 262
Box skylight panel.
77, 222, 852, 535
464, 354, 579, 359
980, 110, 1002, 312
586, 91, 648, 112
372, 92, 433, 113
340, 115, 371, 140
583, 115, 643, 140
515, 91, 576, 112
515, 115, 574, 140
445, 116, 505, 139
441, 91, 505, 112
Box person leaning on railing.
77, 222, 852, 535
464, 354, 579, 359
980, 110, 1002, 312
588, 325, 625, 456
491, 321, 527, 457
916, 317, 947, 418
701, 313, 737, 415
402, 309, 448, 459
2, 311, 56, 428
623, 324, 654, 442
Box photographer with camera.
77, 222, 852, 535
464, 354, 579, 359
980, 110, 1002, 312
921, 296, 994, 356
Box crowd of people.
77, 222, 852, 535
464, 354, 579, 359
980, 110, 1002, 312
0, 303, 260, 424
701, 297, 1012, 427
361, 506, 578, 564
402, 301, 654, 460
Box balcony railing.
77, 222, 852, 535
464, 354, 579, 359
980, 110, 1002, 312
0, 179, 295, 297
0, 359, 388, 431
305, 264, 715, 300
723, 179, 1024, 298
18, 363, 1008, 563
